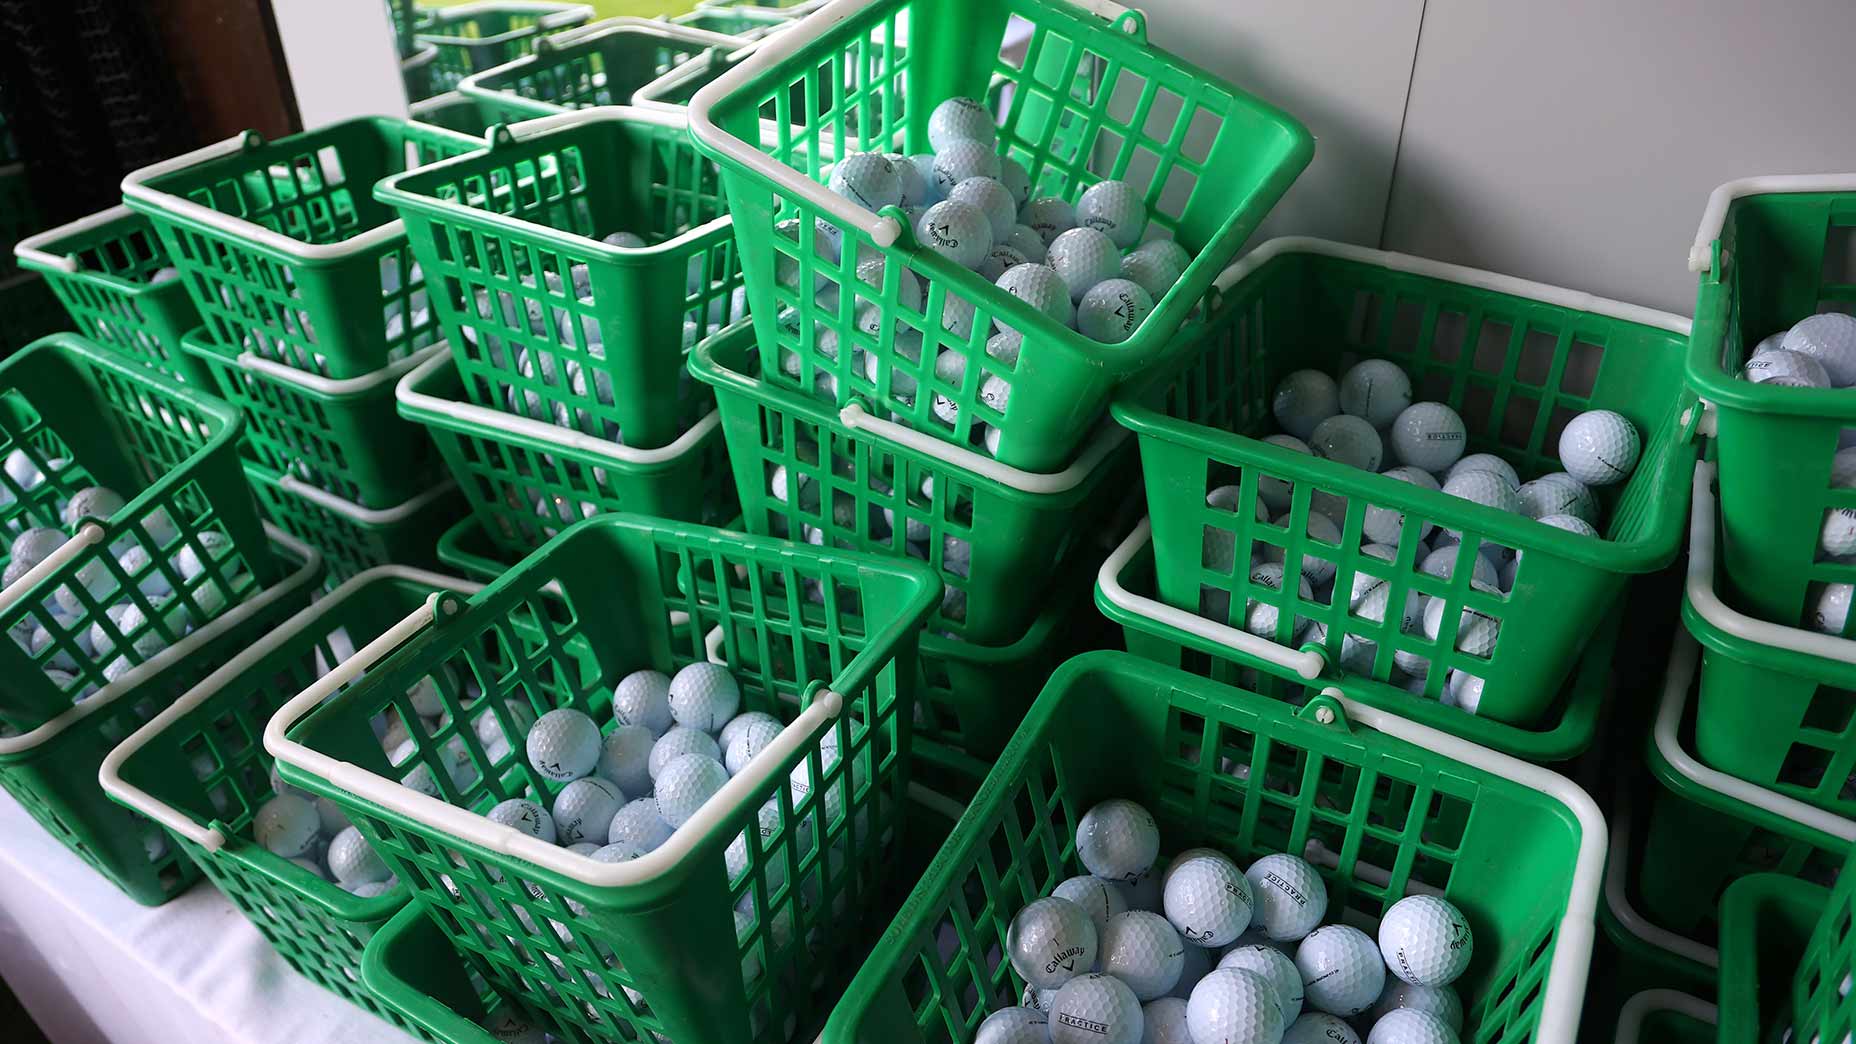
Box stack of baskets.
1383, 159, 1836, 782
413, 1, 594, 97
457, 17, 751, 123
116, 115, 483, 582
1713, 844, 1856, 1042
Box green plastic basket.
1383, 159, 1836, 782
0, 529, 321, 905
0, 273, 67, 359
687, 0, 1313, 473
98, 567, 479, 1030
458, 19, 746, 123
0, 334, 283, 726
1686, 459, 1856, 821
1686, 175, 1856, 635
245, 462, 461, 584
412, 91, 492, 138
1113, 238, 1697, 726
1637, 628, 1856, 955
267, 514, 940, 1044
1717, 856, 1856, 1044
377, 106, 743, 450
825, 650, 1606, 1044
395, 347, 735, 564
404, 43, 442, 105
1613, 991, 1718, 1044
13, 206, 208, 386
691, 319, 1129, 642
121, 116, 481, 381
665, 7, 798, 45
1096, 518, 1618, 764
416, 2, 595, 95
387, 0, 429, 57
181, 326, 444, 509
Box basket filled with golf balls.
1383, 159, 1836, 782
14, 205, 208, 387
690, 318, 1127, 642
1683, 460, 1856, 819
243, 460, 462, 585
414, 2, 594, 95
375, 106, 744, 452
180, 325, 447, 510
457, 18, 751, 123
265, 513, 940, 1044
0, 334, 289, 727
823, 651, 1604, 1044
1713, 846, 1856, 1044
1685, 175, 1856, 641
687, 0, 1313, 473
394, 341, 736, 564
0, 526, 321, 906
1094, 519, 1622, 765
121, 115, 480, 382
99, 567, 481, 1029
1111, 238, 1695, 727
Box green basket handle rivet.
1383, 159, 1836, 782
876, 203, 914, 250
433, 590, 468, 621
239, 130, 267, 153
486, 124, 517, 150
1111, 8, 1148, 42
1299, 692, 1350, 732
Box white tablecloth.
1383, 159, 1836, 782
0, 789, 419, 1044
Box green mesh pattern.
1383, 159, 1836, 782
825, 652, 1593, 1044
181, 328, 442, 509
1781, 852, 1856, 1043
245, 463, 459, 585
1689, 187, 1856, 635
1715, 867, 1851, 1044
459, 23, 729, 123
1114, 244, 1695, 726
693, 0, 1312, 472
0, 336, 279, 726
691, 320, 1128, 643
397, 352, 735, 565
125, 117, 480, 380
279, 516, 939, 1044
417, 5, 595, 95
411, 92, 491, 138
378, 110, 739, 450
15, 209, 208, 386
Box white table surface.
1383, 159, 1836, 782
0, 789, 420, 1044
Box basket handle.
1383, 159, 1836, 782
236, 342, 444, 397
1615, 991, 1716, 1044
1687, 174, 1856, 274
0, 523, 106, 617
13, 204, 146, 275
1686, 459, 1856, 665
1094, 517, 1327, 681
836, 403, 1127, 496
277, 473, 457, 526
1603, 779, 1719, 970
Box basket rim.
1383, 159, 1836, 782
455, 15, 753, 112
181, 324, 444, 399
1601, 781, 1720, 973
14, 203, 167, 283
414, 0, 594, 46
1613, 989, 1717, 1044
243, 460, 457, 527
823, 648, 1607, 1044
1716, 871, 1828, 1044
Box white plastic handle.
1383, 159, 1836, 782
424, 1, 595, 43
237, 342, 444, 397
1687, 459, 1856, 666
837, 403, 1126, 497
1095, 518, 1327, 681
1688, 174, 1856, 273
394, 347, 722, 467
1603, 779, 1719, 969
1615, 990, 1717, 1044
14, 204, 145, 275
277, 473, 456, 526
0, 522, 106, 617
98, 565, 485, 851
400, 43, 438, 72
0, 526, 323, 756
1213, 238, 1691, 336
465, 20, 748, 93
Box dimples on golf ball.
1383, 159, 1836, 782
932, 141, 1001, 196
1049, 227, 1122, 302
828, 152, 902, 211
1054, 873, 1129, 935
1783, 313, 1856, 386
649, 725, 722, 778
1100, 911, 1186, 1000
1078, 279, 1154, 345
1274, 370, 1341, 441
596, 724, 655, 795
1515, 473, 1596, 524
655, 752, 728, 828
918, 200, 994, 269
487, 798, 556, 843
1051, 973, 1144, 1044
1296, 924, 1385, 1016
996, 263, 1074, 329
1340, 360, 1414, 428
1744, 348, 1830, 387
1219, 944, 1304, 1025
1077, 180, 1146, 248
1186, 969, 1283, 1044
1163, 852, 1253, 947
613, 670, 674, 734
1366, 1008, 1458, 1044
254, 795, 319, 857
1077, 799, 1161, 881
327, 826, 389, 885
1311, 415, 1384, 472
667, 662, 740, 733
975, 1006, 1049, 1044
1008, 897, 1099, 990
1378, 895, 1473, 987
1284, 1013, 1362, 1044
526, 708, 600, 782
553, 776, 625, 846
927, 97, 994, 151
1557, 410, 1639, 486
1371, 982, 1463, 1033
1441, 470, 1518, 514
1244, 853, 1328, 941
1390, 403, 1467, 473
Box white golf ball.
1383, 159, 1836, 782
526, 708, 601, 782
828, 152, 903, 211
888, 152, 930, 208
1132, 239, 1191, 272
1048, 227, 1122, 303
1020, 197, 1078, 248
1743, 347, 1830, 387
1371, 982, 1464, 1033
10, 526, 67, 575
1339, 360, 1413, 428
978, 243, 1030, 283
606, 798, 674, 854
1051, 973, 1144, 1044
1077, 278, 1154, 345
1783, 313, 1856, 386
718, 710, 780, 751
552, 776, 626, 846
654, 752, 728, 828
667, 662, 741, 734
1362, 466, 1441, 546
1296, 924, 1385, 1016
722, 718, 782, 776
1218, 943, 1304, 1026
1142, 997, 1193, 1044
996, 263, 1074, 329
1273, 370, 1341, 441
1378, 895, 1473, 987
1444, 453, 1519, 490
975, 1007, 1050, 1044
1009, 896, 1100, 990
1258, 435, 1314, 512
1311, 415, 1384, 472
927, 97, 995, 152
254, 794, 320, 857
1538, 513, 1599, 537
486, 798, 556, 844
326, 826, 389, 886
1389, 403, 1467, 473
1170, 942, 1214, 1001
1557, 410, 1640, 486
1244, 853, 1328, 942
949, 177, 1019, 240
648, 725, 722, 779
1053, 873, 1129, 937
1418, 545, 1498, 589
595, 724, 654, 797
1265, 511, 1341, 587
1284, 1013, 1363, 1044
63, 486, 127, 526
1077, 799, 1161, 882
1244, 562, 1313, 644
1162, 851, 1253, 947
1004, 224, 1048, 264
1440, 470, 1518, 515
1077, 180, 1146, 248
612, 670, 673, 735
1366, 1008, 1458, 1044
1186, 969, 1283, 1044
931, 141, 1001, 198
1441, 670, 1485, 714
1121, 250, 1183, 299
1100, 910, 1187, 1001
1514, 473, 1597, 525
917, 200, 994, 270
1421, 598, 1501, 658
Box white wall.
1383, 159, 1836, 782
271, 0, 409, 128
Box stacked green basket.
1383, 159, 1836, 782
458, 18, 747, 123
266, 515, 939, 1044
824, 651, 1607, 1044
122, 116, 481, 579
687, 0, 1313, 473
1111, 238, 1696, 727
99, 567, 488, 1033
1716, 847, 1856, 1043
415, 2, 594, 95
1611, 991, 1717, 1044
